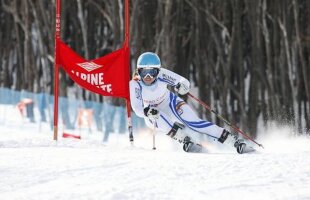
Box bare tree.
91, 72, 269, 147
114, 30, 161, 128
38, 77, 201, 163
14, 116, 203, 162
0, 0, 309, 135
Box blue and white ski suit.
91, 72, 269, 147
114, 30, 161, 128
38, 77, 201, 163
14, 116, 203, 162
129, 68, 224, 143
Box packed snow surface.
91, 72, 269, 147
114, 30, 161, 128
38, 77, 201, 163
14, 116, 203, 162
0, 106, 310, 200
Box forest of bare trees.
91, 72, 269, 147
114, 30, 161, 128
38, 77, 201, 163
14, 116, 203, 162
0, 0, 309, 136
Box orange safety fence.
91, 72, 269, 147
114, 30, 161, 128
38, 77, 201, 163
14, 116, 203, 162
62, 108, 94, 140
77, 108, 93, 129
17, 98, 33, 116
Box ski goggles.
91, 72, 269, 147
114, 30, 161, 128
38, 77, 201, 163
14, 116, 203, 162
138, 68, 159, 78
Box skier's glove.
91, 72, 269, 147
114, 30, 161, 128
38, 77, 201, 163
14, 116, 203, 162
144, 106, 159, 120
174, 81, 190, 95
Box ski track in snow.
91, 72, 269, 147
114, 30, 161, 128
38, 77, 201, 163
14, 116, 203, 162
0, 118, 310, 199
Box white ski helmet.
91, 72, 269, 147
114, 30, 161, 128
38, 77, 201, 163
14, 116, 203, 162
137, 52, 161, 69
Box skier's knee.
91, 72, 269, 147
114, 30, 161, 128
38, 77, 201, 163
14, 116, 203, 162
175, 101, 186, 111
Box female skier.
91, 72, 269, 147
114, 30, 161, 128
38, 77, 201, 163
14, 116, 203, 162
129, 52, 246, 153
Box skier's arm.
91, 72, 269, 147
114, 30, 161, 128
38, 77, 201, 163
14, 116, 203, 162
129, 80, 145, 118
158, 68, 190, 95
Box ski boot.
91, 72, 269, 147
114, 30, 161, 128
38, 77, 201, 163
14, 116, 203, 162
182, 136, 202, 153
234, 139, 246, 154
166, 122, 185, 143
167, 122, 202, 153
218, 129, 247, 154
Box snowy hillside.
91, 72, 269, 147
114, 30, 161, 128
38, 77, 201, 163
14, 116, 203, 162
1, 106, 310, 200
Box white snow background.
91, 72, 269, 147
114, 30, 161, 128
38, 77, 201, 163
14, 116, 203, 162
0, 105, 310, 200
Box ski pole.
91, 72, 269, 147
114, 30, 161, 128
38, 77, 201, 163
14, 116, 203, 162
188, 93, 264, 149
152, 120, 157, 150
126, 99, 134, 145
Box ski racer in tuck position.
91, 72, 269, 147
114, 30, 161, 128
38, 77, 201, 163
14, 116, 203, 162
130, 52, 248, 154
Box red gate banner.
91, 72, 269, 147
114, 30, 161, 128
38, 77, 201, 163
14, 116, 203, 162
57, 39, 130, 100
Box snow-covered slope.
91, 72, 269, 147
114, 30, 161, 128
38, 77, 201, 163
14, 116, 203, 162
0, 106, 310, 200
